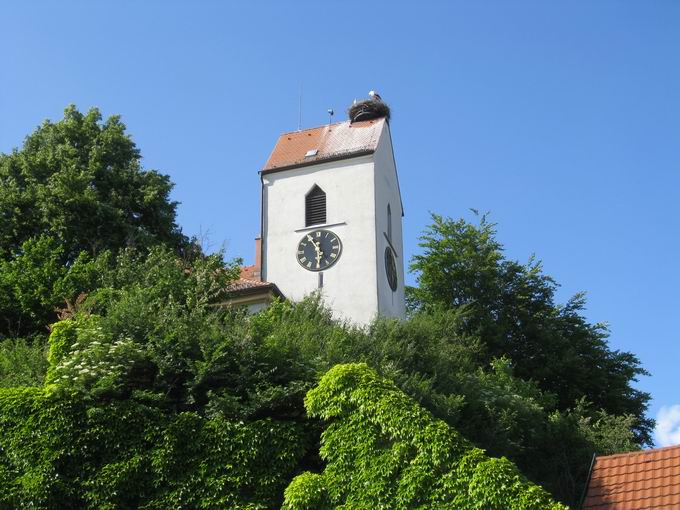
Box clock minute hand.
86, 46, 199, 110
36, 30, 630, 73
313, 242, 324, 268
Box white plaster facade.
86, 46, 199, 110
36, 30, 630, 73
261, 120, 405, 325
372, 125, 406, 319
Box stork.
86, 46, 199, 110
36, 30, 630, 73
368, 90, 382, 102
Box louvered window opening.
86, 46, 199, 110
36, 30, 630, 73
306, 186, 326, 226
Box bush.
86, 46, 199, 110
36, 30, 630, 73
283, 363, 567, 510
0, 337, 48, 387
0, 243, 641, 507
0, 387, 307, 509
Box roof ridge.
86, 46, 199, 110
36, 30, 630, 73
277, 117, 383, 136
596, 443, 680, 461
238, 276, 268, 283
278, 120, 349, 136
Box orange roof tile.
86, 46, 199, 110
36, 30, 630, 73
239, 264, 259, 280
227, 277, 273, 293
582, 444, 680, 509
262, 118, 385, 173
226, 266, 282, 296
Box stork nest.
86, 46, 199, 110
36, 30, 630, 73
348, 99, 391, 123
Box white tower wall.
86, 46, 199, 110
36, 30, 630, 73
373, 126, 406, 318
262, 155, 379, 325
261, 120, 405, 325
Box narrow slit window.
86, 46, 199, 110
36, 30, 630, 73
387, 203, 392, 241
306, 185, 326, 226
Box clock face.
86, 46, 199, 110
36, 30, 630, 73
385, 247, 398, 291
296, 229, 342, 272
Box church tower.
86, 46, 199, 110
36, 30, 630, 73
259, 98, 405, 325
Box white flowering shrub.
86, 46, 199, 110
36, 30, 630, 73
47, 316, 147, 397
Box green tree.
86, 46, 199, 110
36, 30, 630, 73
0, 105, 189, 263
0, 116, 649, 509
0, 235, 119, 337
0, 248, 310, 509
0, 338, 47, 388
0, 106, 195, 338
0, 387, 306, 509
0, 242, 640, 507
43, 246, 246, 409
282, 363, 567, 510
252, 300, 638, 506
408, 213, 652, 445
0, 236, 65, 336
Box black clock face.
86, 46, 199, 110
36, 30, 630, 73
296, 230, 342, 272
385, 247, 398, 291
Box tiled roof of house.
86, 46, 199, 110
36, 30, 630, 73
582, 444, 680, 509
239, 264, 259, 280
228, 277, 273, 293
226, 265, 281, 295
262, 118, 385, 173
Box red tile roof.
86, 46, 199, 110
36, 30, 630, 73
582, 444, 680, 509
262, 118, 385, 173
239, 264, 259, 280
226, 265, 281, 295
228, 277, 273, 293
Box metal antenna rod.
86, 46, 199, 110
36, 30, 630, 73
327, 108, 334, 126
298, 83, 303, 131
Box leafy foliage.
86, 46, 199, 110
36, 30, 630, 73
45, 316, 147, 398
408, 213, 652, 444
0, 250, 643, 507
0, 105, 189, 263
1, 245, 618, 507
0, 387, 306, 509
251, 300, 639, 505
0, 337, 47, 387
0, 235, 64, 336
0, 105, 196, 337
0, 109, 651, 508
283, 363, 567, 510
0, 248, 312, 509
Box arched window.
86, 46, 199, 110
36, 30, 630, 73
387, 203, 392, 241
305, 185, 326, 226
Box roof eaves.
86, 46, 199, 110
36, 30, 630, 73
379, 121, 404, 217
227, 280, 285, 299
261, 148, 375, 174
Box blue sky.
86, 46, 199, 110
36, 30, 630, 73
2, 1, 679, 446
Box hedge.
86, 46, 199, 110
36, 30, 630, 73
0, 387, 306, 509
